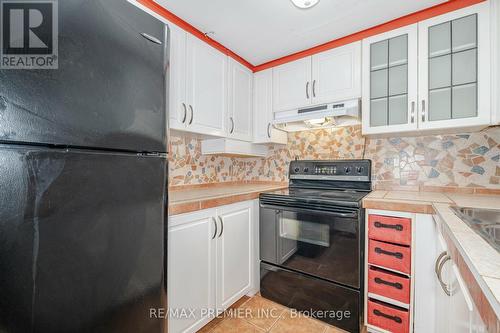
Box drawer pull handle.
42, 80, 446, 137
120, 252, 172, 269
374, 221, 403, 231
374, 277, 403, 290
375, 247, 403, 259
373, 309, 402, 324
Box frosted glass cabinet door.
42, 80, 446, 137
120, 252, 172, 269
418, 2, 491, 130
362, 24, 418, 135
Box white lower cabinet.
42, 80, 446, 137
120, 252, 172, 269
415, 214, 487, 333
216, 202, 252, 310
168, 200, 256, 333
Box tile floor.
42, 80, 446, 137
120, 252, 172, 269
198, 295, 349, 333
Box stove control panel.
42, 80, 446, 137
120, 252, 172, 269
290, 160, 371, 181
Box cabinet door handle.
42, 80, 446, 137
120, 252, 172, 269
434, 251, 448, 276
229, 117, 235, 134
410, 101, 415, 123
374, 221, 403, 231
188, 105, 194, 125
267, 123, 272, 138
211, 217, 218, 240
373, 309, 402, 324
181, 103, 187, 123
312, 80, 316, 98
218, 216, 224, 238
436, 253, 452, 296
374, 247, 403, 259
374, 277, 403, 290
421, 100, 426, 122
306, 82, 310, 99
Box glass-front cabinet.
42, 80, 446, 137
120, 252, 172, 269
418, 3, 490, 130
362, 2, 491, 135
362, 25, 418, 135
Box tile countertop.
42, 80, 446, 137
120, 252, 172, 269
168, 182, 288, 216
364, 190, 500, 327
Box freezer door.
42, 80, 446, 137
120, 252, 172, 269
0, 145, 167, 333
0, 0, 167, 153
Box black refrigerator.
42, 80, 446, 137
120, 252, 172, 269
0, 0, 168, 332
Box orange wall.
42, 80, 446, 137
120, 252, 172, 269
139, 0, 485, 72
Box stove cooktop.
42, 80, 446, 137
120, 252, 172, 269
260, 187, 370, 208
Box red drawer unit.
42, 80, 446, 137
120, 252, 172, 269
368, 214, 412, 246
368, 299, 410, 333
368, 266, 411, 304
368, 239, 411, 274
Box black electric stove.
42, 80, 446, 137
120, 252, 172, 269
259, 160, 372, 333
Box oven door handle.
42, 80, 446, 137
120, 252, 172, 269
259, 204, 358, 218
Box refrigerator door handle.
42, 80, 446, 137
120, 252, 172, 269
140, 32, 163, 45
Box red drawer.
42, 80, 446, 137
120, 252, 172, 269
368, 239, 411, 274
368, 299, 409, 333
369, 214, 411, 246
368, 266, 411, 304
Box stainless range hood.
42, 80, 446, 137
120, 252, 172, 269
273, 99, 360, 132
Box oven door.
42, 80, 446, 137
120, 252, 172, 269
260, 202, 361, 288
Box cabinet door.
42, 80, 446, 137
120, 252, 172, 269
168, 24, 188, 131
186, 35, 227, 137
216, 201, 252, 311
362, 24, 419, 135
228, 59, 253, 141
253, 69, 287, 144
434, 232, 451, 333
168, 210, 217, 333
272, 57, 312, 111
311, 41, 361, 104
449, 264, 474, 333
418, 2, 491, 130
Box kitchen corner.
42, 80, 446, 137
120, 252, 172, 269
364, 190, 500, 332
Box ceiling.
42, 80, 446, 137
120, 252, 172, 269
154, 0, 448, 66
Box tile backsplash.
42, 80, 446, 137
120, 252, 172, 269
169, 126, 500, 189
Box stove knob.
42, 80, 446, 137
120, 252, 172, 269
344, 166, 351, 174
304, 167, 309, 173
357, 166, 364, 174
294, 167, 300, 173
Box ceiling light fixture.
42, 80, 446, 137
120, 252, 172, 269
290, 0, 320, 9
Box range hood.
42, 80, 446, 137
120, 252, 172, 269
273, 99, 360, 132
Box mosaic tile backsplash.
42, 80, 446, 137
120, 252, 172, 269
169, 126, 500, 189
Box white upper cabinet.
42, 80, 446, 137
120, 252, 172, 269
362, 25, 419, 135
186, 35, 228, 137
168, 24, 188, 131
272, 57, 312, 112
227, 59, 253, 141
418, 2, 491, 131
312, 41, 362, 104
253, 69, 287, 144
363, 2, 491, 135
272, 42, 362, 112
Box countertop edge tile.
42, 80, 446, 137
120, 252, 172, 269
362, 198, 436, 214
168, 183, 287, 216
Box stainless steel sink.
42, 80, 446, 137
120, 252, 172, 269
450, 206, 500, 253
